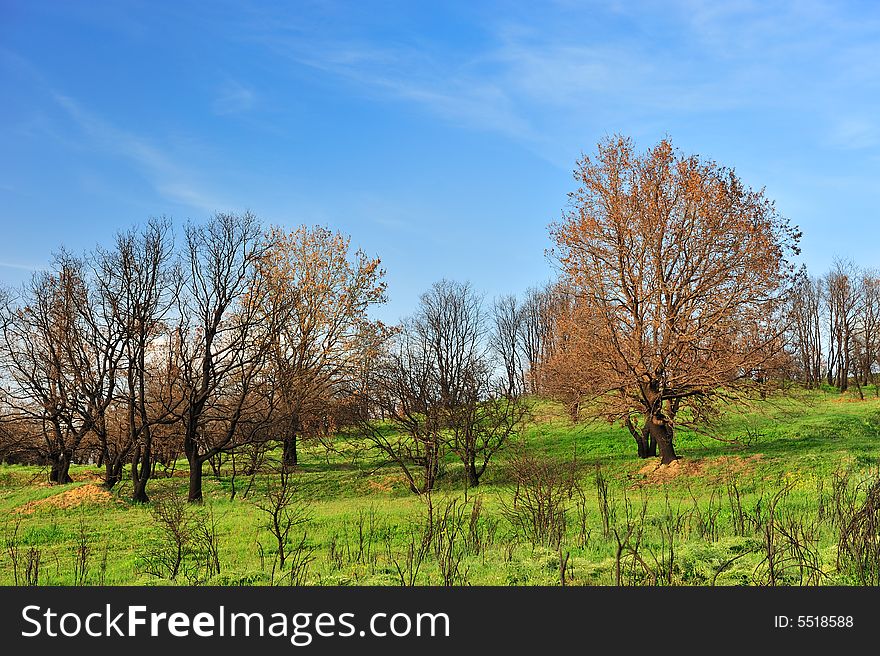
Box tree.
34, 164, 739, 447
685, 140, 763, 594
491, 294, 524, 399
256, 225, 386, 468
174, 212, 273, 502
854, 270, 880, 389
549, 135, 800, 464
92, 218, 178, 497
0, 256, 119, 483
362, 280, 521, 491
788, 270, 823, 388
517, 283, 561, 395
825, 259, 861, 392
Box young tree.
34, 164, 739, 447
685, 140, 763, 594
549, 135, 800, 463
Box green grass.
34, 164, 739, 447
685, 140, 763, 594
2, 387, 880, 586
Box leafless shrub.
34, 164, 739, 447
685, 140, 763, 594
23, 547, 41, 586
752, 485, 825, 585
141, 495, 221, 583
388, 523, 432, 586
430, 496, 470, 586
596, 465, 615, 540
4, 515, 23, 585
689, 485, 721, 542
286, 533, 316, 586
354, 506, 379, 566
254, 469, 311, 584
195, 505, 222, 580
73, 514, 92, 585
501, 450, 576, 549
837, 477, 880, 585
612, 494, 651, 586
573, 483, 591, 549
648, 492, 686, 585
727, 480, 747, 536
141, 495, 199, 581
5, 516, 43, 587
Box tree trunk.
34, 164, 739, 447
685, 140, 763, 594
103, 458, 124, 490
131, 444, 151, 503
648, 418, 677, 465
628, 420, 657, 458
282, 434, 298, 469
644, 425, 657, 457
49, 451, 73, 484
188, 457, 203, 503
466, 459, 480, 488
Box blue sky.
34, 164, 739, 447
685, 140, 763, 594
2, 0, 879, 322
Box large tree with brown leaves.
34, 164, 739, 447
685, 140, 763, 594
548, 135, 801, 463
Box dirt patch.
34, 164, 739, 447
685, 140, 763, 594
632, 458, 706, 485
71, 471, 104, 484
365, 473, 407, 494
631, 454, 764, 487
14, 484, 114, 515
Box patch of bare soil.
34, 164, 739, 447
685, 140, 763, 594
14, 483, 113, 515
365, 473, 407, 493
71, 471, 104, 484
631, 454, 764, 486
632, 458, 705, 486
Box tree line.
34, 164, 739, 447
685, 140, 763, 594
0, 214, 559, 501
1, 134, 874, 495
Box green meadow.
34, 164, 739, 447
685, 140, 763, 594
3, 387, 880, 586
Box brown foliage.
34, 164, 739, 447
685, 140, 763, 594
546, 135, 800, 462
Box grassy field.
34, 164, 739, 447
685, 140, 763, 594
3, 387, 880, 586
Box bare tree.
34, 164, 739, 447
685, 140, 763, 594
788, 270, 823, 388
0, 255, 119, 483
173, 212, 273, 502
92, 218, 178, 497
548, 135, 800, 463
825, 259, 861, 392
362, 280, 521, 491
359, 322, 448, 494
854, 270, 880, 390
492, 294, 524, 399
517, 284, 559, 395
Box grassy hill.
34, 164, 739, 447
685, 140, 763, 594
3, 387, 880, 586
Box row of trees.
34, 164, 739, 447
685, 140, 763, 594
0, 215, 549, 500
789, 260, 880, 393
0, 214, 387, 501
2, 134, 871, 491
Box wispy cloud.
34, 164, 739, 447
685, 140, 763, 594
0, 261, 41, 272
52, 93, 227, 213
827, 117, 880, 150
257, 32, 535, 143
212, 79, 257, 115
238, 1, 880, 164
